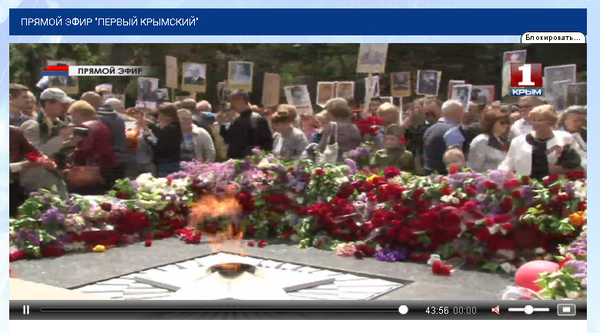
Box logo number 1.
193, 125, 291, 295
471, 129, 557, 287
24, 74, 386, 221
518, 64, 535, 86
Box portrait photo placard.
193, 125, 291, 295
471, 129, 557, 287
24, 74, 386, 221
501, 50, 527, 96
316, 82, 335, 107
335, 81, 354, 99
391, 72, 411, 97
447, 80, 465, 98
181, 62, 207, 93
471, 85, 495, 106
451, 84, 472, 111
365, 75, 380, 100
165, 56, 178, 89
284, 85, 311, 108
566, 82, 587, 108
356, 43, 388, 74
544, 64, 577, 102
228, 61, 253, 91
416, 70, 441, 96
137, 77, 159, 109
47, 60, 78, 95
261, 73, 281, 107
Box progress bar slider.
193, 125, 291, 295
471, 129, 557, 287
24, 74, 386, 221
508, 305, 550, 315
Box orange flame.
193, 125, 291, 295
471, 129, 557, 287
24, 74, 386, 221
190, 195, 245, 260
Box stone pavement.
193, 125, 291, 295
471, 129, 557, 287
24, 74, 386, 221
10, 238, 513, 300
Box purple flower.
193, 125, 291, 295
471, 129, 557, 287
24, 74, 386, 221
65, 199, 74, 206
375, 247, 408, 262
43, 194, 53, 204
344, 158, 358, 174
68, 205, 82, 214
565, 182, 576, 198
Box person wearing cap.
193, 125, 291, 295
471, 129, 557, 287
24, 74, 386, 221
177, 109, 216, 163
9, 84, 31, 127
370, 124, 414, 173
140, 103, 183, 177
20, 88, 76, 157
64, 101, 119, 195
96, 104, 135, 179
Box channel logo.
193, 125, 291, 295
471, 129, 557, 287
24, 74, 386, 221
510, 63, 543, 97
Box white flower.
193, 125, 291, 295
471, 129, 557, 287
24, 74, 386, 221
388, 176, 404, 185
290, 234, 300, 242
296, 197, 304, 205
535, 247, 546, 254
335, 176, 349, 185
440, 195, 460, 205
488, 224, 502, 235
427, 254, 441, 265
257, 160, 270, 169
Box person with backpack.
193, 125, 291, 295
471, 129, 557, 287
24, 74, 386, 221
218, 89, 273, 159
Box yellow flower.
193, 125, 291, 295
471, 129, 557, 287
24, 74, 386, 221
93, 245, 106, 252
367, 175, 380, 182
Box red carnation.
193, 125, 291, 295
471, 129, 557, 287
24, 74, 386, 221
485, 218, 495, 227
315, 168, 325, 176
503, 180, 521, 191
521, 175, 531, 185
501, 223, 514, 232
559, 258, 570, 269
543, 174, 560, 187
567, 171, 586, 180
578, 201, 587, 212
440, 187, 453, 196
501, 197, 513, 211
556, 193, 570, 202
356, 244, 376, 257
462, 200, 477, 212
166, 177, 173, 185
549, 186, 560, 195
247, 240, 256, 247
432, 261, 452, 276
384, 167, 401, 179
465, 221, 476, 229
484, 181, 497, 190
511, 190, 523, 199
465, 186, 477, 197
145, 239, 153, 247
258, 240, 267, 248
100, 202, 112, 212
27, 152, 40, 162
449, 165, 458, 174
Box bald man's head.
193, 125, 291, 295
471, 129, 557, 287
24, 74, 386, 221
441, 100, 465, 124
196, 100, 212, 112
80, 92, 102, 110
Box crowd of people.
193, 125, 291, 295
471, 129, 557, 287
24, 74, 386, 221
9, 83, 587, 217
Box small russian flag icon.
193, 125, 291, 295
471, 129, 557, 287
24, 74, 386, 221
40, 65, 69, 76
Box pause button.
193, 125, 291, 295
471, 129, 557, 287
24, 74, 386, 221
23, 305, 30, 315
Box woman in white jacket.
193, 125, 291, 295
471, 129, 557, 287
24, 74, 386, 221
177, 109, 216, 163
499, 105, 584, 179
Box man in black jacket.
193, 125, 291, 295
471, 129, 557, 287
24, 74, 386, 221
219, 90, 273, 159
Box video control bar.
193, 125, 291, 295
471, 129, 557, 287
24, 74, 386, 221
10, 301, 586, 320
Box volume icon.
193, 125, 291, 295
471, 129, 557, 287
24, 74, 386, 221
492, 306, 500, 314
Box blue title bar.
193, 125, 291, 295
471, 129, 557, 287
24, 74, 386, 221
10, 8, 587, 36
